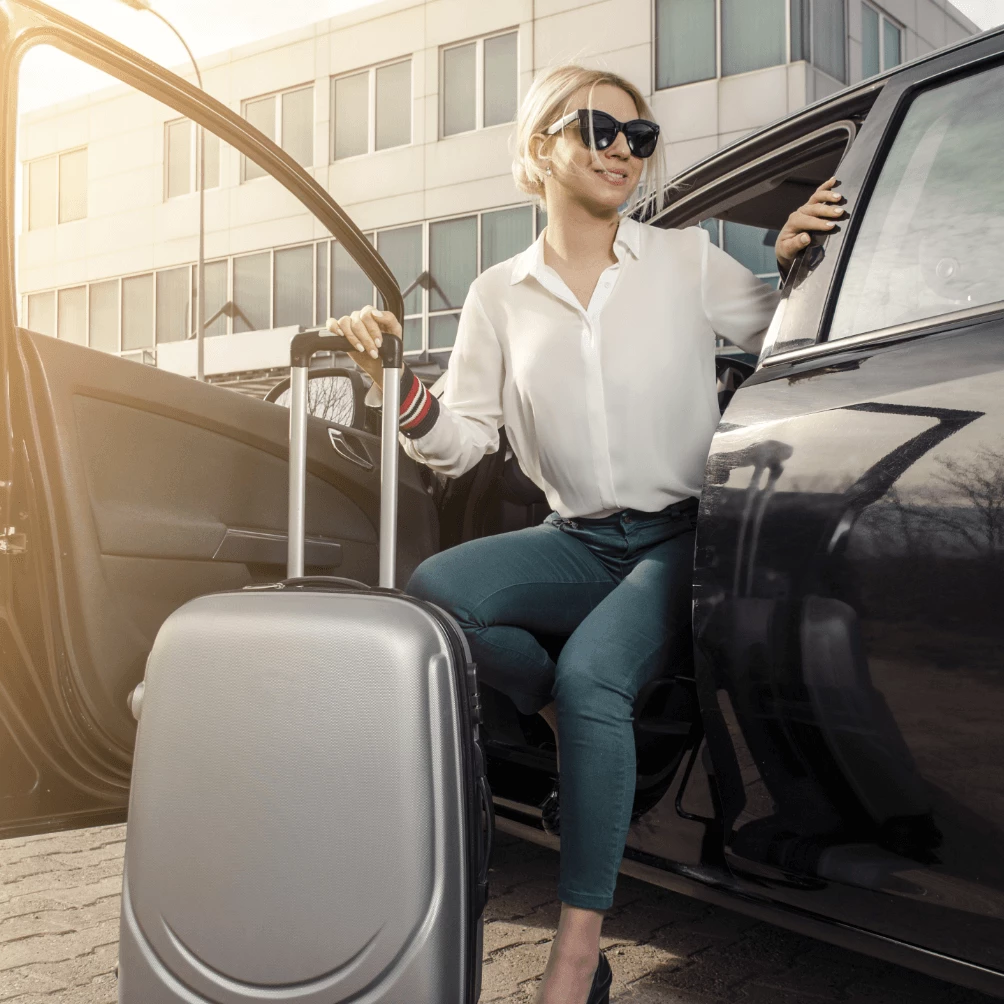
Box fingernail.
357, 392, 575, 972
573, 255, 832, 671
825, 221, 835, 228
802, 234, 810, 243
376, 337, 383, 346
370, 349, 378, 358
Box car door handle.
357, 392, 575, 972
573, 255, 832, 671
328, 427, 374, 471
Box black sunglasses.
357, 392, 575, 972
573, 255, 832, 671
546, 108, 661, 159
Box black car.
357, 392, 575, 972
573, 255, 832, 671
3, 1, 1004, 997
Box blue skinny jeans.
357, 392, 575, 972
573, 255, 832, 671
406, 501, 697, 910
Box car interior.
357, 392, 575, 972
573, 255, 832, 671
9, 35, 867, 828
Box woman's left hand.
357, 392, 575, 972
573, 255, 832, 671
775, 176, 848, 271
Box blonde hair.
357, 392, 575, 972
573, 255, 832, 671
512, 65, 667, 220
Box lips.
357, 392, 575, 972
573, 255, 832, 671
596, 168, 628, 185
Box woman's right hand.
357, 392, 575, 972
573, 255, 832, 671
325, 306, 403, 388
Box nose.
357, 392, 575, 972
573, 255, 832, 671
605, 130, 631, 159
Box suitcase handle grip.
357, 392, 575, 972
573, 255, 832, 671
289, 330, 403, 369
287, 330, 403, 588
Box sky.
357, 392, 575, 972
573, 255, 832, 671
12, 0, 1004, 111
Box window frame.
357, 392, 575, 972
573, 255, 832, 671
330, 56, 413, 163
240, 83, 315, 183
862, 2, 903, 78
439, 28, 519, 139
25, 146, 88, 229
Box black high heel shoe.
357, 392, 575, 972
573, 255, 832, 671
588, 951, 613, 1004
540, 781, 560, 836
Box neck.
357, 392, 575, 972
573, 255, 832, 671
542, 187, 619, 269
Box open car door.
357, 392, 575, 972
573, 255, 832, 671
0, 0, 438, 839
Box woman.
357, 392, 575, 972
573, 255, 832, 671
328, 65, 847, 1004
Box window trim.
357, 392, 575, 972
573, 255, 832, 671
651, 119, 858, 230
240, 83, 315, 183
439, 28, 519, 139
761, 299, 1004, 367
330, 56, 413, 163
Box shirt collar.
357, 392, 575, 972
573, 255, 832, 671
510, 215, 642, 286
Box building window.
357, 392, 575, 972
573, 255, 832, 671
331, 237, 375, 318
654, 0, 848, 88
89, 279, 120, 353
790, 0, 848, 82
721, 0, 786, 76
27, 148, 87, 229
441, 31, 518, 138
26, 205, 538, 361
332, 58, 412, 161
702, 218, 780, 290
156, 267, 192, 344
122, 274, 154, 351
862, 3, 902, 78
58, 149, 88, 224
202, 260, 230, 337
274, 244, 314, 329
233, 252, 272, 330
165, 119, 222, 199
655, 0, 717, 88
27, 291, 56, 337
242, 85, 314, 181
377, 226, 423, 352
481, 205, 534, 272
315, 243, 329, 325
57, 287, 87, 345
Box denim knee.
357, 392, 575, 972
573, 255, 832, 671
405, 551, 479, 631
553, 657, 634, 725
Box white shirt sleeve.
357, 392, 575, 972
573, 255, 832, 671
700, 228, 782, 355
385, 282, 503, 477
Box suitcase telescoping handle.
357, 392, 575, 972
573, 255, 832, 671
287, 330, 404, 588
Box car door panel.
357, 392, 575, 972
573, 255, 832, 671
695, 37, 1004, 974
1, 0, 435, 837
3, 322, 436, 840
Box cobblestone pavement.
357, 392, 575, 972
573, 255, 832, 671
0, 823, 996, 1003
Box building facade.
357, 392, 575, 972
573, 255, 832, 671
16, 0, 979, 381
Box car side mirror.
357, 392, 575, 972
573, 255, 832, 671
265, 367, 366, 429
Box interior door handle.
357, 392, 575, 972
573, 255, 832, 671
213, 528, 342, 567
328, 428, 374, 470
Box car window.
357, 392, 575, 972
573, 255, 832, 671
829, 61, 1004, 342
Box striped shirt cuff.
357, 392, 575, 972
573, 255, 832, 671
398, 365, 440, 440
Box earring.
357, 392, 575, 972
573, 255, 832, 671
545, 164, 552, 176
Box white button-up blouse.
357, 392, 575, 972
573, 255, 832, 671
398, 216, 780, 519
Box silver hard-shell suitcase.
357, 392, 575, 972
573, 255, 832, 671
119, 329, 493, 1003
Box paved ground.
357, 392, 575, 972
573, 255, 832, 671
0, 823, 996, 1003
